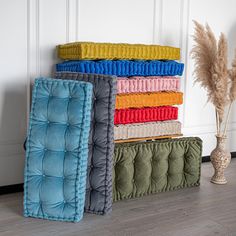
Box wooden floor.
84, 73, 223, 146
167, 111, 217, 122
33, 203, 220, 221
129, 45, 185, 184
0, 160, 236, 236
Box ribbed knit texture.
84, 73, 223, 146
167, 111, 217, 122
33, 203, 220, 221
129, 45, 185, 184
114, 106, 178, 124
58, 42, 180, 60
56, 60, 184, 77
114, 121, 181, 140
117, 76, 180, 94
116, 92, 183, 109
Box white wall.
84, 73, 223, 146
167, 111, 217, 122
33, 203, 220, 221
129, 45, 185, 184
0, 0, 236, 186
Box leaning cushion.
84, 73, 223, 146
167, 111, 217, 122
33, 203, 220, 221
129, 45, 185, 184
24, 78, 93, 222
116, 92, 183, 109
114, 121, 181, 140
113, 137, 202, 201
56, 60, 184, 77
57, 42, 180, 60
54, 72, 116, 215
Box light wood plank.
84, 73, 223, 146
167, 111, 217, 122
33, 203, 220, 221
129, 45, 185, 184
114, 134, 183, 143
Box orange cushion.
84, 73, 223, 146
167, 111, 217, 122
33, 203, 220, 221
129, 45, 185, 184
115, 92, 183, 109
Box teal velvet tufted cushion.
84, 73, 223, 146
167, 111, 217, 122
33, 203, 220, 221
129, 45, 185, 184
113, 137, 202, 201
24, 78, 93, 222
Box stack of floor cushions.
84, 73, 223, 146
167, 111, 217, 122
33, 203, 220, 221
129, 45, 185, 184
24, 42, 202, 222
56, 42, 184, 141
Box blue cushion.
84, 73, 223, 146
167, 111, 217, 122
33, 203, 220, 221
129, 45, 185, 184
24, 78, 93, 222
56, 60, 184, 77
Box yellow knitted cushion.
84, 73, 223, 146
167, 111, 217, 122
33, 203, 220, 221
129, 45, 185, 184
58, 42, 180, 60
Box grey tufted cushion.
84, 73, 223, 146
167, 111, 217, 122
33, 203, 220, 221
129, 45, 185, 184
54, 72, 117, 215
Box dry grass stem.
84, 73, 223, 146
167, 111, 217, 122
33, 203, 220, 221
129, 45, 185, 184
191, 21, 229, 136
223, 50, 236, 135
229, 50, 236, 102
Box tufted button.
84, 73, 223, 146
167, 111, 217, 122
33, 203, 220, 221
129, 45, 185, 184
44, 148, 47, 151
63, 200, 66, 203
90, 165, 94, 169
64, 150, 67, 153
42, 174, 46, 177
47, 121, 50, 124
67, 123, 70, 127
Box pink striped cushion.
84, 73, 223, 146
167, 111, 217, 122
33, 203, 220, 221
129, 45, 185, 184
117, 76, 180, 94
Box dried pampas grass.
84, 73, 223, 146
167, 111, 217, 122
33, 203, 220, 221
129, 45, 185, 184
229, 50, 236, 102
191, 21, 217, 105
191, 21, 230, 136
214, 33, 228, 122
223, 50, 236, 135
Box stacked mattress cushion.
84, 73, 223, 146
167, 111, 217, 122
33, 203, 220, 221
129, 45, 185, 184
56, 60, 184, 77
58, 42, 180, 60
24, 78, 93, 222
56, 42, 184, 142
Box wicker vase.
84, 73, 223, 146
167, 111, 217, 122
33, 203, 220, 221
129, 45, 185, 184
210, 135, 231, 184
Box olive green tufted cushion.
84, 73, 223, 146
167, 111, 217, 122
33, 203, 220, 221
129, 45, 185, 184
113, 137, 202, 201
